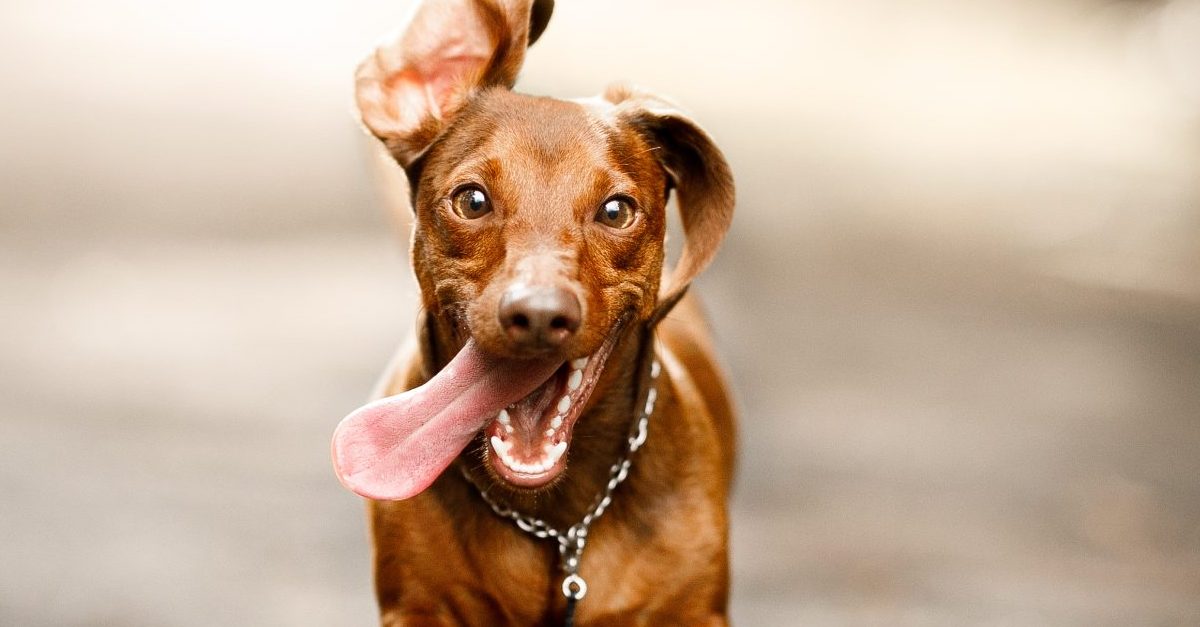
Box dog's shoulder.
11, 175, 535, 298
370, 324, 427, 400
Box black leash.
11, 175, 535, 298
563, 593, 579, 627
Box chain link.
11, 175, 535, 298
463, 358, 661, 597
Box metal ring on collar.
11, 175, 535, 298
562, 573, 588, 600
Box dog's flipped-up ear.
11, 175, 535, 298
604, 85, 736, 324
355, 0, 554, 168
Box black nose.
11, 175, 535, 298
499, 286, 582, 348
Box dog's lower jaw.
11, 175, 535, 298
481, 320, 628, 489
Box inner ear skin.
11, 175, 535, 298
408, 90, 670, 358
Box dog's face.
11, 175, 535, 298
411, 89, 668, 362
409, 88, 685, 488
332, 0, 732, 500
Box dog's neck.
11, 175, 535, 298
420, 312, 657, 529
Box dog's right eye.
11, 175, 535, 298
451, 187, 492, 219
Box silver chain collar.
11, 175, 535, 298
461, 358, 661, 604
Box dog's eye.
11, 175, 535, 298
451, 187, 492, 219
595, 198, 635, 229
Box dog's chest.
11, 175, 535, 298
473, 492, 725, 624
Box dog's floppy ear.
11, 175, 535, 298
605, 85, 735, 322
355, 0, 554, 167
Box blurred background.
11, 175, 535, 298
2, 0, 1198, 624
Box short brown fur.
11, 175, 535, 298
351, 1, 736, 625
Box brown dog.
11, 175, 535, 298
331, 1, 736, 624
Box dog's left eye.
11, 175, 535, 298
595, 198, 635, 229
451, 187, 492, 219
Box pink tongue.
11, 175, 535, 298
331, 340, 560, 500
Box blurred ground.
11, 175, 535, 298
2, 0, 1199, 625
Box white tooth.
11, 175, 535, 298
651, 361, 661, 378
571, 357, 588, 370
504, 424, 514, 434
557, 396, 571, 413
498, 409, 510, 425
490, 436, 508, 456
548, 441, 568, 462
568, 369, 582, 391
550, 415, 563, 429
545, 428, 555, 437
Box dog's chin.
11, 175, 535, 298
479, 325, 625, 490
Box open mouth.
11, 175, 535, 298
482, 328, 622, 488
331, 316, 628, 501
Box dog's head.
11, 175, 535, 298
334, 0, 733, 499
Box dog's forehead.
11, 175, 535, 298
482, 92, 613, 151
480, 92, 622, 172
439, 90, 653, 199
